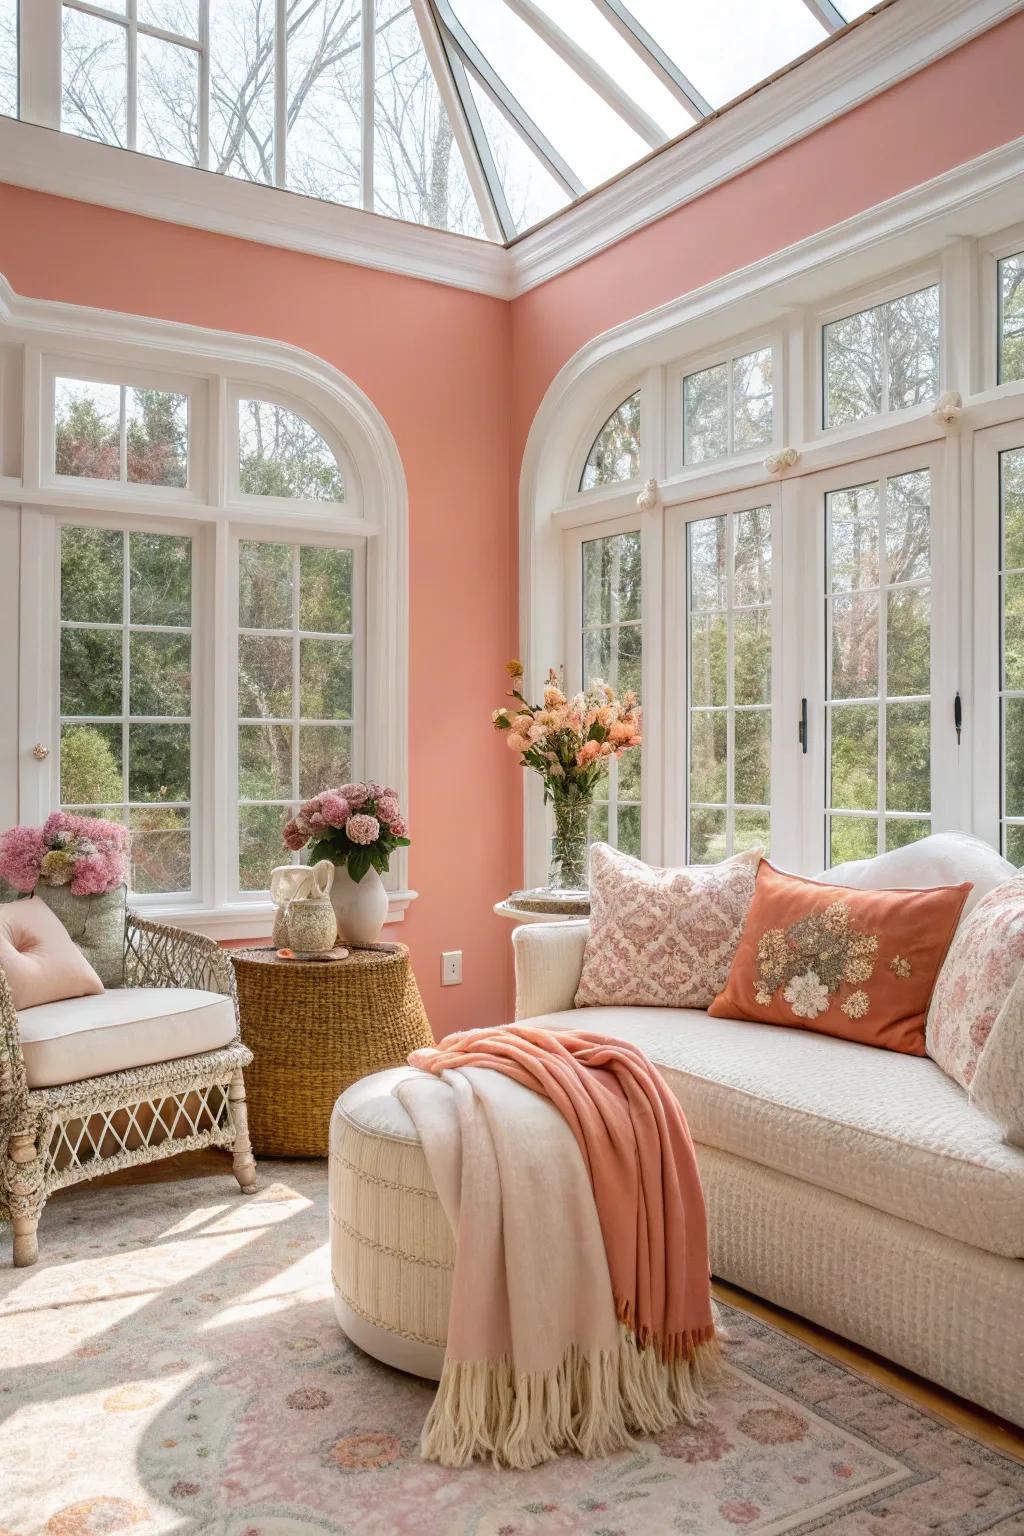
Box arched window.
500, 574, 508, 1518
579, 392, 641, 491
1, 276, 409, 937
237, 398, 346, 503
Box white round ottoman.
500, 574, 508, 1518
329, 1068, 453, 1380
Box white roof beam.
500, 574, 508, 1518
410, 0, 507, 242
499, 0, 667, 149
428, 0, 586, 200
589, 0, 712, 119
800, 0, 847, 31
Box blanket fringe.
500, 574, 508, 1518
420, 1327, 722, 1470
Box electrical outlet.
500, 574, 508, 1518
441, 951, 462, 986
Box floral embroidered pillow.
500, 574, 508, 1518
575, 844, 762, 1011
926, 872, 1024, 1090
708, 862, 971, 1054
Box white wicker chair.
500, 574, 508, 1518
1, 911, 256, 1266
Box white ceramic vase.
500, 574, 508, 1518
330, 861, 389, 946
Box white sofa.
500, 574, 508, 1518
512, 844, 1024, 1428
330, 834, 1024, 1425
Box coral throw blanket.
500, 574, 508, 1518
395, 1024, 719, 1469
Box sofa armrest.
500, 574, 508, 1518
123, 912, 240, 1038
513, 921, 590, 1021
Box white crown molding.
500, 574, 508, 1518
0, 117, 513, 300
507, 0, 1023, 295
0, 0, 1016, 302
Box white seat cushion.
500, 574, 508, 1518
18, 987, 237, 1089
538, 1006, 1024, 1259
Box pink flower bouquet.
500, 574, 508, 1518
0, 811, 129, 896
282, 783, 410, 883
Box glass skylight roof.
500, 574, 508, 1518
0, 1, 886, 245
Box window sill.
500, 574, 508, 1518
132, 891, 418, 942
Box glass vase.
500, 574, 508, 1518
548, 791, 592, 891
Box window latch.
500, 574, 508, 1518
798, 698, 808, 754
954, 691, 963, 745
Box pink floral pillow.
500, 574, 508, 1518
926, 873, 1024, 1090
575, 844, 762, 1011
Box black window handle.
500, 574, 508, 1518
798, 697, 808, 754
954, 691, 962, 745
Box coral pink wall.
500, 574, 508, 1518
509, 12, 1024, 469
0, 185, 519, 1036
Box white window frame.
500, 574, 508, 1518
570, 380, 643, 502
667, 334, 781, 479
2, 275, 411, 938
230, 525, 366, 908
812, 264, 944, 442
41, 353, 208, 502
24, 503, 210, 902
971, 417, 1024, 855
563, 512, 653, 859
229, 384, 357, 518
793, 438, 959, 872
979, 223, 1024, 393
663, 482, 787, 868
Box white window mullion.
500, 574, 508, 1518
126, 0, 138, 151
361, 0, 375, 213
198, 0, 210, 170
274, 0, 287, 188
19, 0, 62, 129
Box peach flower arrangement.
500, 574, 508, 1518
492, 661, 641, 888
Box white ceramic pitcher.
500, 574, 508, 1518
269, 860, 335, 947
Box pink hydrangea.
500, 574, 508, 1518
282, 820, 307, 852
346, 814, 380, 846
388, 815, 408, 838
338, 782, 368, 809
70, 851, 120, 896
376, 793, 400, 827
319, 793, 351, 828
0, 825, 45, 892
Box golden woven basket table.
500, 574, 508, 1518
230, 943, 433, 1157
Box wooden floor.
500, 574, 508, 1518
53, 1148, 1023, 1461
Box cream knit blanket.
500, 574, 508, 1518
395, 1058, 719, 1469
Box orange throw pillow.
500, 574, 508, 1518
708, 862, 970, 1054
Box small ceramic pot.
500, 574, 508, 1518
286, 895, 337, 954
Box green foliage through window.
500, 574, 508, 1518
58, 525, 194, 896
238, 399, 346, 502
687, 506, 772, 863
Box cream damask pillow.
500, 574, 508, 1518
926, 872, 1024, 1093
575, 843, 762, 1011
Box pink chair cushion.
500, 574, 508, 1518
0, 896, 104, 1010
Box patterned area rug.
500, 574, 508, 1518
1, 1161, 1021, 1536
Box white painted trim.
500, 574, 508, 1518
0, 117, 512, 299
151, 891, 418, 942
518, 137, 1024, 885
0, 274, 412, 928
0, 0, 1016, 299
509, 0, 1022, 294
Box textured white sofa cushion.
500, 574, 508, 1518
824, 831, 1014, 919
18, 987, 237, 1089
530, 1004, 1024, 1259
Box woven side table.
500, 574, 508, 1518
231, 943, 432, 1157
